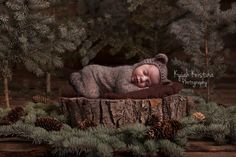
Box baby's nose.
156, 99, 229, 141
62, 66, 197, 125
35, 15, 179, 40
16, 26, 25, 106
141, 76, 147, 82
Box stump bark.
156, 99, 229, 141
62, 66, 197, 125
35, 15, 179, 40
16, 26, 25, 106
60, 94, 194, 128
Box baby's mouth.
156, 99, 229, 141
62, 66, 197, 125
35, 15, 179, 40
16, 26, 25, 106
131, 75, 140, 84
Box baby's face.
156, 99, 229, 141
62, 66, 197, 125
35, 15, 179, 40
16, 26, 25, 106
131, 64, 160, 88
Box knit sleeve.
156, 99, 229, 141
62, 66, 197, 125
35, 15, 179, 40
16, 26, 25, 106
115, 79, 144, 93
115, 73, 144, 93
114, 66, 145, 93
69, 65, 101, 98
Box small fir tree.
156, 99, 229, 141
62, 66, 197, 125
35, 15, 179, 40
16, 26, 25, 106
0, 0, 54, 107
127, 0, 185, 57
38, 16, 87, 93
28, 0, 88, 94
170, 0, 236, 102
0, 0, 87, 98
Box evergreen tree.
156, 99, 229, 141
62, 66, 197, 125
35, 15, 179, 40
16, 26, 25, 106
0, 0, 87, 98
0, 0, 53, 107
170, 0, 236, 102
39, 18, 86, 94
127, 0, 185, 57
74, 0, 184, 66
38, 0, 87, 93
0, 0, 19, 108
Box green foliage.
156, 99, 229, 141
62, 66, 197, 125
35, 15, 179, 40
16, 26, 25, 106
229, 114, 236, 143
0, 108, 10, 119
40, 18, 87, 74
0, 0, 87, 80
0, 98, 236, 156
0, 0, 53, 77
0, 102, 185, 157
127, 0, 146, 12
180, 96, 236, 145
72, 0, 184, 66
24, 102, 67, 123
158, 140, 185, 157
170, 0, 236, 99
127, 0, 184, 57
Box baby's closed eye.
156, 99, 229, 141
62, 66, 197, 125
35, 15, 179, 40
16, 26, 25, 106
144, 70, 149, 75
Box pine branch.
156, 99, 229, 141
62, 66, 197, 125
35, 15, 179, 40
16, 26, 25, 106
158, 139, 185, 157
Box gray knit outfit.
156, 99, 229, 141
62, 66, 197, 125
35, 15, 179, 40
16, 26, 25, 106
70, 53, 170, 98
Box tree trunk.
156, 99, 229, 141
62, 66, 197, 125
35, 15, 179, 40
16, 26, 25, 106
60, 94, 194, 128
204, 0, 210, 103
204, 38, 210, 102
4, 77, 10, 108
46, 72, 51, 94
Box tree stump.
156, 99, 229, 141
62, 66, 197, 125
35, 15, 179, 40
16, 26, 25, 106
60, 94, 194, 128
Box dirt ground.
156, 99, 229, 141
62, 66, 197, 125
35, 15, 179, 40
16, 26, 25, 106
0, 68, 70, 108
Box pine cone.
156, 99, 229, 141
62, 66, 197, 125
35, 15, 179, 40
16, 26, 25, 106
192, 112, 205, 121
78, 119, 97, 130
35, 117, 63, 131
160, 120, 181, 139
147, 125, 163, 139
145, 114, 161, 126
146, 119, 182, 140
32, 95, 52, 104
0, 106, 25, 125
168, 119, 182, 130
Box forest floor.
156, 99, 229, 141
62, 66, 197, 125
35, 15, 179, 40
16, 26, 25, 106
0, 68, 71, 108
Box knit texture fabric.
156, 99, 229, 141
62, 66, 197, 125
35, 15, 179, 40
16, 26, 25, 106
70, 65, 143, 98
133, 53, 171, 84
70, 54, 171, 98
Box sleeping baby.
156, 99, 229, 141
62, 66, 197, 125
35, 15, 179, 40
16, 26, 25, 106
69, 53, 174, 98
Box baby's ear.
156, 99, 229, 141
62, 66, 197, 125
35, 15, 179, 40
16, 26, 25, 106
155, 53, 168, 64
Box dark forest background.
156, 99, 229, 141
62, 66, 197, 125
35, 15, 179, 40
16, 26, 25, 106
0, 0, 235, 107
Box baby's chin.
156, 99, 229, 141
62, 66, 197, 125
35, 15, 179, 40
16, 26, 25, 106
135, 83, 147, 88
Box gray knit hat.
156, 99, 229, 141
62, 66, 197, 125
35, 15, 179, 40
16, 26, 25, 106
134, 53, 171, 84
